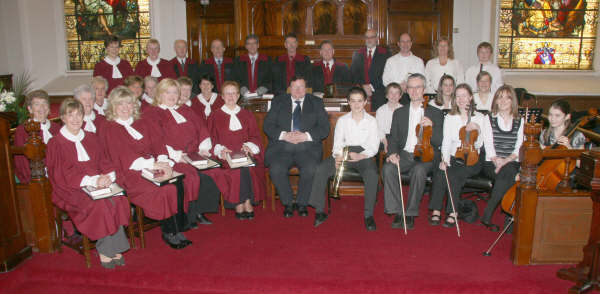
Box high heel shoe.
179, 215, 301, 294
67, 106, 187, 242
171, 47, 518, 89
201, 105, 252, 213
235, 212, 247, 220
442, 214, 457, 228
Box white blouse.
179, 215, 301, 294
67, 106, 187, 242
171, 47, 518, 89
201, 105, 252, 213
375, 103, 401, 140
440, 112, 494, 165
424, 58, 464, 94
473, 92, 493, 112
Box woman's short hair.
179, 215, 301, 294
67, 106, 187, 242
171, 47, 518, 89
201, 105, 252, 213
124, 75, 143, 87
490, 85, 518, 116
73, 84, 95, 102
25, 90, 50, 108
177, 76, 193, 88
104, 35, 121, 48
199, 74, 215, 87
59, 98, 84, 117
106, 86, 140, 121
435, 74, 455, 107
154, 78, 181, 106
147, 38, 160, 48
143, 76, 158, 86
91, 76, 109, 89
221, 81, 240, 94
449, 83, 474, 115
432, 36, 455, 59
476, 71, 492, 84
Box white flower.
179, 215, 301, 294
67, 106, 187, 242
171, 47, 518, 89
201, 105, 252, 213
5, 93, 15, 103
0, 103, 6, 112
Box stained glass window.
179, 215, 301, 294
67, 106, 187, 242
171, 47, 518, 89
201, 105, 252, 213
497, 0, 598, 70
64, 0, 151, 71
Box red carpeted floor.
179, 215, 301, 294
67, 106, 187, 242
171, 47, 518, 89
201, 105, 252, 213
1, 194, 575, 293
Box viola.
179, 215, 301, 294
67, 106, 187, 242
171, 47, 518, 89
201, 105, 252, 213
454, 101, 479, 166
414, 96, 434, 162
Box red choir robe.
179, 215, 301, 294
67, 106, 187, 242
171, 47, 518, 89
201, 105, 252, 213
190, 92, 224, 127
134, 58, 177, 81
46, 129, 130, 241
146, 106, 206, 206
208, 107, 266, 203
93, 59, 134, 93
102, 119, 179, 220
82, 110, 108, 138
14, 120, 60, 183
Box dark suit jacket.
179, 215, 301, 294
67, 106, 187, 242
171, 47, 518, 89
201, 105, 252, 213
233, 53, 272, 92
388, 104, 444, 166
271, 54, 312, 96
309, 60, 352, 93
201, 57, 235, 93
351, 46, 390, 111
171, 57, 201, 93
263, 93, 330, 166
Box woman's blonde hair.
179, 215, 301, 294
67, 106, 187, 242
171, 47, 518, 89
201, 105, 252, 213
105, 86, 140, 121
153, 78, 181, 106
490, 85, 518, 116
432, 36, 455, 59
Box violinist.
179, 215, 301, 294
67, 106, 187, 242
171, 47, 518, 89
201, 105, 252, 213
479, 85, 524, 232
383, 74, 444, 229
540, 99, 586, 149
429, 74, 455, 111
428, 84, 494, 227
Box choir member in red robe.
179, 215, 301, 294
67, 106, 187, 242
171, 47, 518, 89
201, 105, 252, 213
93, 36, 134, 93
271, 34, 312, 96
102, 86, 191, 249
134, 38, 176, 81
141, 76, 158, 112
208, 81, 266, 219
233, 34, 272, 97
171, 40, 200, 94
190, 75, 223, 127
201, 39, 234, 94
14, 90, 60, 184
74, 84, 108, 138
91, 76, 109, 116
309, 40, 352, 94
177, 76, 194, 109
47, 98, 130, 269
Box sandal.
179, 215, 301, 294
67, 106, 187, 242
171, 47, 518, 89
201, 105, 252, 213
443, 214, 457, 228
429, 214, 441, 226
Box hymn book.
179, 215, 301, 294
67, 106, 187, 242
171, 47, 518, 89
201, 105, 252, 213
141, 169, 184, 186
82, 183, 124, 200
183, 153, 220, 170
225, 151, 255, 169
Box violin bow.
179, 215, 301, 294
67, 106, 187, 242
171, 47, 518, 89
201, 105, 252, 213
396, 161, 407, 235
443, 168, 461, 237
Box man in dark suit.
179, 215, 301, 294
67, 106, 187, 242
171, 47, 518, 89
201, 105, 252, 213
201, 39, 235, 93
171, 39, 201, 94
234, 34, 272, 97
264, 76, 330, 218
382, 73, 444, 230
309, 40, 352, 94
272, 33, 312, 96
351, 29, 390, 111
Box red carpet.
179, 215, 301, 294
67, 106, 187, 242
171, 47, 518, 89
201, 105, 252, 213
1, 194, 574, 293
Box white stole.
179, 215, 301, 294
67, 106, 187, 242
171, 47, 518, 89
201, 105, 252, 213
60, 126, 90, 162
35, 119, 53, 144
116, 117, 143, 140
104, 57, 123, 79
221, 105, 242, 131
159, 104, 187, 124
83, 111, 97, 133
147, 57, 162, 78
197, 92, 218, 117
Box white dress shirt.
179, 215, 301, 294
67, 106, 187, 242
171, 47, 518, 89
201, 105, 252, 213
404, 105, 424, 153
440, 112, 494, 165
382, 52, 425, 86
375, 102, 401, 140
465, 62, 504, 94
425, 58, 464, 93
332, 111, 380, 158
473, 92, 493, 112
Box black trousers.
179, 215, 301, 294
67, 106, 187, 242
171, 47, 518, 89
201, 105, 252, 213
187, 172, 221, 224
308, 156, 379, 217
224, 167, 255, 207
383, 151, 433, 217
480, 161, 519, 224
429, 158, 482, 214
269, 148, 320, 206
161, 180, 187, 234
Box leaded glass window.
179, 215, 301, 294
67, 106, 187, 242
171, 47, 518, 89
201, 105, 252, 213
64, 0, 151, 70
497, 0, 598, 70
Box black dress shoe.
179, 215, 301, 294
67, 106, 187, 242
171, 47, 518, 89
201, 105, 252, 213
406, 216, 415, 230
187, 222, 198, 230
314, 212, 328, 227
365, 216, 376, 231
245, 211, 255, 220
235, 212, 247, 220
429, 214, 441, 226
297, 206, 308, 217
391, 214, 404, 229
480, 221, 500, 232
283, 205, 294, 218
161, 233, 185, 249
197, 214, 213, 225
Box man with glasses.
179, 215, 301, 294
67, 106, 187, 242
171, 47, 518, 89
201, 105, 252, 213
350, 29, 390, 111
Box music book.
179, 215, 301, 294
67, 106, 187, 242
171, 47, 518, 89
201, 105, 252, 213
82, 183, 124, 200
183, 153, 221, 170
225, 151, 255, 168
141, 169, 184, 186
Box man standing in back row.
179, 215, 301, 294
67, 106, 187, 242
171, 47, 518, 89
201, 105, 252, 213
350, 29, 390, 111
382, 33, 425, 105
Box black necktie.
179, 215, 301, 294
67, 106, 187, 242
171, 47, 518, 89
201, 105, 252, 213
292, 100, 301, 131
479, 63, 483, 73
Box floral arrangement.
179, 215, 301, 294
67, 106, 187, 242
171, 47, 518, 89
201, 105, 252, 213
0, 72, 32, 127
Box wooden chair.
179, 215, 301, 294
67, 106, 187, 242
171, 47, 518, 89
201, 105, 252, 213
131, 204, 162, 249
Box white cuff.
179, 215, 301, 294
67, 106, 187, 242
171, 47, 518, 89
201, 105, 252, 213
129, 157, 155, 171
198, 138, 212, 154
214, 144, 226, 159
243, 142, 260, 154
278, 131, 287, 140
304, 132, 312, 142
157, 154, 175, 167
369, 84, 375, 92
80, 175, 100, 187
107, 171, 116, 182
166, 145, 183, 163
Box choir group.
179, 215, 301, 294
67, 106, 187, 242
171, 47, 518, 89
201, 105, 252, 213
13, 30, 584, 268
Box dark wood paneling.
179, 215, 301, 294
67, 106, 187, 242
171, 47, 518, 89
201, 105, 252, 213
186, 0, 236, 61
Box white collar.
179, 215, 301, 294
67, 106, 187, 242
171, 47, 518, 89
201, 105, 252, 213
116, 117, 144, 140
198, 92, 218, 117
159, 104, 187, 124
60, 126, 90, 162
34, 118, 53, 144
142, 93, 153, 104
221, 105, 242, 131
249, 54, 258, 61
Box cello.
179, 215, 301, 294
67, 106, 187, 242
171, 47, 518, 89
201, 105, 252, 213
414, 96, 435, 162
454, 100, 479, 166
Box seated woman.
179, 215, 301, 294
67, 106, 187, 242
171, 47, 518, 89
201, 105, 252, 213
428, 83, 494, 227
102, 86, 191, 249
46, 98, 130, 269
14, 90, 61, 183
141, 76, 158, 110
151, 78, 219, 227
177, 76, 194, 108
479, 85, 524, 232
191, 74, 223, 126
473, 71, 493, 112
540, 99, 585, 149
124, 75, 144, 102
429, 74, 455, 112
308, 87, 380, 231
73, 84, 107, 136
209, 81, 266, 220
375, 83, 402, 153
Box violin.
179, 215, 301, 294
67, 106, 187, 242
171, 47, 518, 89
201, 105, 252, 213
414, 96, 434, 162
454, 100, 479, 166
501, 108, 598, 215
